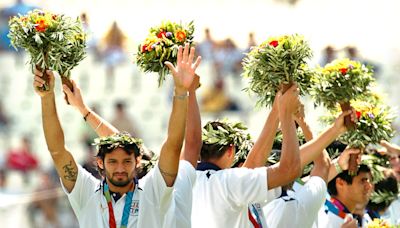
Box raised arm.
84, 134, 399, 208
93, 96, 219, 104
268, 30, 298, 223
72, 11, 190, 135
298, 110, 355, 168
33, 69, 77, 193
160, 44, 201, 186
327, 148, 361, 182
267, 85, 302, 189
380, 140, 400, 155
296, 114, 331, 182
180, 74, 202, 168
62, 80, 119, 137
242, 95, 279, 168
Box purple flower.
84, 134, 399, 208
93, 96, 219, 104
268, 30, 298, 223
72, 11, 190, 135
38, 11, 45, 16
166, 32, 173, 38
368, 113, 375, 119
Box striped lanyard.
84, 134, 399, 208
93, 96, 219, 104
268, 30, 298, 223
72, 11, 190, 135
325, 197, 350, 219
104, 180, 136, 228
248, 204, 263, 228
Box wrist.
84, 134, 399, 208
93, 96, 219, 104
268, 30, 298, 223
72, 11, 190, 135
333, 159, 344, 173
40, 92, 55, 99
79, 105, 90, 116
174, 89, 189, 100
174, 87, 188, 95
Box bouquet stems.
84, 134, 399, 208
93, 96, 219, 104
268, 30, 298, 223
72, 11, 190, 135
340, 102, 356, 130
340, 101, 358, 175
348, 147, 363, 176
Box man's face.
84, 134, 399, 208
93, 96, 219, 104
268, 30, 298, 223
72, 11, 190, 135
342, 172, 374, 205
102, 147, 139, 187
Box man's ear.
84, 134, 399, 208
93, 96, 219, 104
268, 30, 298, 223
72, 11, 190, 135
97, 158, 104, 169
336, 177, 347, 190
227, 146, 235, 158
136, 156, 142, 169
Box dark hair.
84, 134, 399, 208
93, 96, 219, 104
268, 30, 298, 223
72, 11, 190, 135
327, 164, 371, 196
367, 174, 399, 212
200, 121, 232, 161
96, 143, 141, 176
136, 149, 157, 179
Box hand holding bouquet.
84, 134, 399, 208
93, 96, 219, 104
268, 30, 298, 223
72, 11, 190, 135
8, 9, 86, 91
242, 34, 314, 107
321, 98, 394, 175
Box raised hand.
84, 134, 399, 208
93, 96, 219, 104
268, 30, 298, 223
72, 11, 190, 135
333, 109, 357, 134
278, 84, 300, 116
33, 67, 55, 97
62, 80, 86, 110
338, 148, 362, 171
165, 44, 202, 92
188, 74, 201, 93
380, 140, 400, 155
294, 103, 305, 123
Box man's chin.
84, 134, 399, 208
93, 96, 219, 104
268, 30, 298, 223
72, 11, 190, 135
110, 178, 130, 187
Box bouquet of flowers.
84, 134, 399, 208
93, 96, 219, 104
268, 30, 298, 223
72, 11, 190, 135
242, 34, 314, 107
321, 99, 395, 175
311, 58, 375, 129
136, 21, 195, 87
8, 9, 86, 91
202, 119, 254, 165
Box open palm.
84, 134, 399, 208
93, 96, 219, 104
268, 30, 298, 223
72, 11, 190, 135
165, 44, 202, 90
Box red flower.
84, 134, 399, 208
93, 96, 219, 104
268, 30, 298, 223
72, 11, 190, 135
157, 31, 167, 38
141, 45, 148, 53
35, 19, 48, 32
356, 111, 362, 119
269, 40, 279, 47
340, 68, 348, 75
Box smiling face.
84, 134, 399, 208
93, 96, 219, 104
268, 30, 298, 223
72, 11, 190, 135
98, 147, 140, 187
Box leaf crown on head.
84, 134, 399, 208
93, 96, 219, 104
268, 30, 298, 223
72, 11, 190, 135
93, 132, 143, 152
202, 119, 254, 164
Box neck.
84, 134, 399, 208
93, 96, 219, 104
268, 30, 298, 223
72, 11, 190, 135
206, 158, 227, 170
106, 179, 134, 195
334, 195, 356, 213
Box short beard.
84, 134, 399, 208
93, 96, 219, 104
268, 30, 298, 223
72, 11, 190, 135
108, 177, 131, 187
105, 170, 135, 187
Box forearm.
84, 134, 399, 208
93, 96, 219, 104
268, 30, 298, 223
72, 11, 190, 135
159, 89, 188, 186
41, 94, 77, 192
278, 113, 301, 180
76, 105, 119, 137
297, 120, 313, 142
327, 159, 340, 182
181, 91, 201, 167
243, 109, 279, 168
310, 150, 331, 183
299, 125, 340, 168
41, 93, 66, 153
